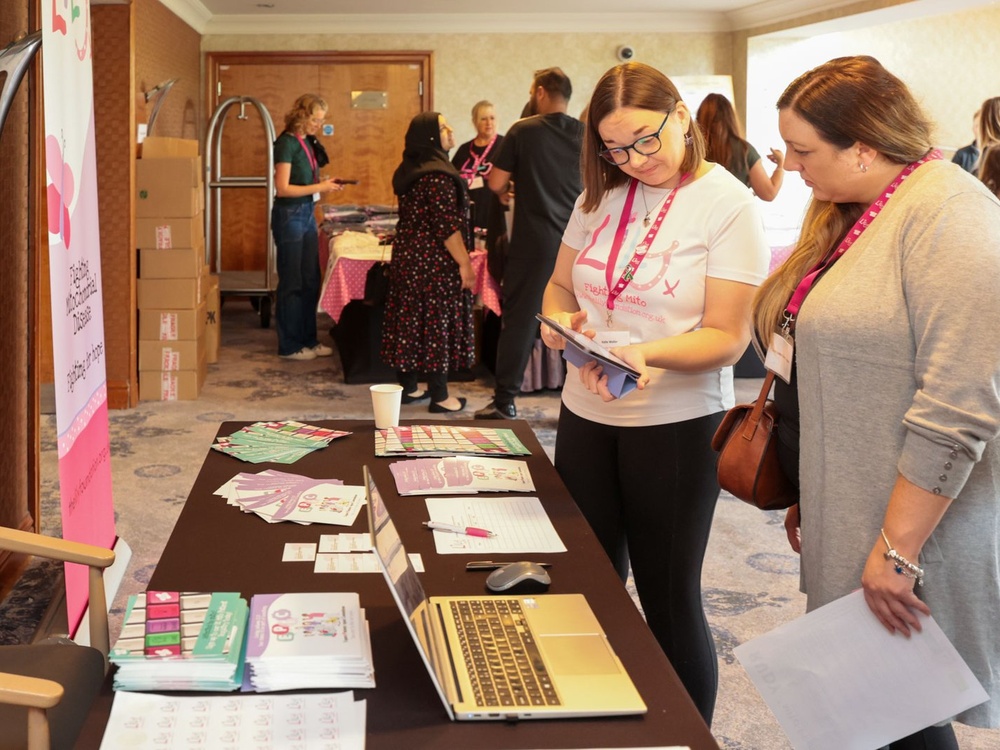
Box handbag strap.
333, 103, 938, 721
742, 369, 776, 440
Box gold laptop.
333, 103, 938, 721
363, 465, 647, 721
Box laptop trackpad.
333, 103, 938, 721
540, 634, 622, 675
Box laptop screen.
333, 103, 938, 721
365, 466, 428, 622
364, 465, 458, 719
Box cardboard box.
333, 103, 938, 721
139, 351, 207, 402
140, 247, 204, 279
141, 136, 199, 159
137, 276, 203, 309
136, 214, 205, 250
205, 274, 220, 364
139, 301, 207, 341
136, 158, 202, 218
139, 338, 205, 372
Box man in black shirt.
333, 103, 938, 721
475, 67, 584, 419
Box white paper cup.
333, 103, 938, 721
370, 384, 403, 429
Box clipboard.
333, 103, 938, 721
536, 314, 640, 398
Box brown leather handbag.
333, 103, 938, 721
711, 370, 797, 511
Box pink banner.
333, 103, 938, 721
42, 0, 117, 634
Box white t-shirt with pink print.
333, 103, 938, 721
559, 164, 769, 427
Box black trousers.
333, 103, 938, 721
554, 405, 724, 725
491, 252, 557, 403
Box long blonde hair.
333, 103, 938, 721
752, 56, 933, 341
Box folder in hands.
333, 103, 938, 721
536, 314, 640, 399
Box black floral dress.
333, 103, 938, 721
381, 173, 475, 374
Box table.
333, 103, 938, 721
78, 420, 718, 749
319, 245, 502, 323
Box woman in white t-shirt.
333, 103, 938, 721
540, 62, 769, 725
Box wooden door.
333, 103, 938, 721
208, 53, 430, 278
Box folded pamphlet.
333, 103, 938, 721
244, 592, 375, 692
390, 456, 535, 495
110, 591, 249, 692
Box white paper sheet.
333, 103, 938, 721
313, 552, 424, 573
734, 589, 989, 750
99, 690, 366, 749
424, 496, 567, 554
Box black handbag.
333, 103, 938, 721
363, 246, 390, 306
363, 262, 389, 306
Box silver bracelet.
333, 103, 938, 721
880, 528, 924, 586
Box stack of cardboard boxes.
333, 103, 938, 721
136, 137, 220, 401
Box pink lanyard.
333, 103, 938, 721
781, 150, 941, 332
605, 174, 689, 325
295, 134, 319, 182
460, 136, 497, 183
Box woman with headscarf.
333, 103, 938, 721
381, 111, 476, 413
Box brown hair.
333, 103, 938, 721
283, 93, 328, 134
533, 67, 572, 102
580, 62, 705, 213
980, 145, 1000, 197
696, 93, 750, 177
752, 56, 933, 340
976, 97, 1000, 152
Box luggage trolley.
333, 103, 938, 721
205, 96, 277, 327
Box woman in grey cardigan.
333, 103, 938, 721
753, 56, 1000, 748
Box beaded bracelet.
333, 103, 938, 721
880, 529, 924, 586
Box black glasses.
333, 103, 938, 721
598, 112, 671, 166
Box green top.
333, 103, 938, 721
273, 132, 316, 206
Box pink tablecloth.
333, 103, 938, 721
319, 249, 501, 323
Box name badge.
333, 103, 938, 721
764, 332, 794, 383
313, 193, 320, 203
595, 329, 630, 348
470, 176, 485, 190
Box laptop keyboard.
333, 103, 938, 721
450, 599, 561, 708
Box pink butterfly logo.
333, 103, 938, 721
45, 134, 74, 249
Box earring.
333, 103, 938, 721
684, 133, 693, 146
859, 162, 869, 173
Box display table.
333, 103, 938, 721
78, 419, 718, 750
319, 242, 501, 323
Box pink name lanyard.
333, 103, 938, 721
461, 135, 497, 184
295, 134, 319, 182
781, 150, 941, 332
605, 174, 689, 326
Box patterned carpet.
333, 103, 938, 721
15, 302, 997, 748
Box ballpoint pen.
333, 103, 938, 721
423, 521, 496, 538
465, 561, 552, 571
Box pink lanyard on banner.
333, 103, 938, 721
295, 134, 319, 182
462, 136, 497, 184
605, 174, 689, 326
781, 150, 942, 332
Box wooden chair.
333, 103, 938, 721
0, 527, 115, 750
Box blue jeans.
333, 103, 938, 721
271, 202, 321, 355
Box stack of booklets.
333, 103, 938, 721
390, 456, 536, 495
214, 470, 366, 526
211, 420, 351, 464
375, 424, 531, 457
244, 592, 375, 692
109, 591, 249, 692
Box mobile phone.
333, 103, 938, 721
334, 178, 359, 185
